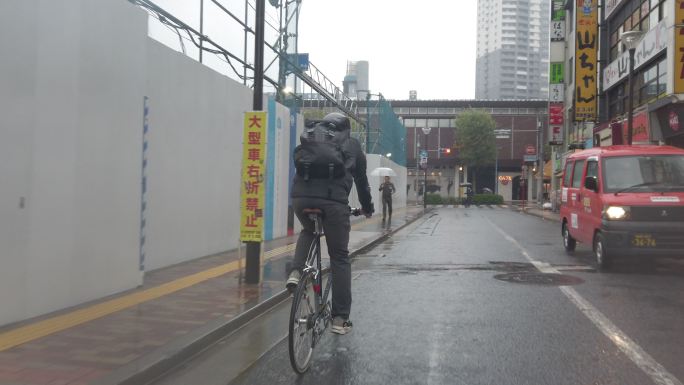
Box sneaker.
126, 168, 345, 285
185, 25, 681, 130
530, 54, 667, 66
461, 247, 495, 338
331, 317, 353, 335
286, 270, 300, 292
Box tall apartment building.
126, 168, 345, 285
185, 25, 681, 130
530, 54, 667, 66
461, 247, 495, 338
476, 0, 550, 99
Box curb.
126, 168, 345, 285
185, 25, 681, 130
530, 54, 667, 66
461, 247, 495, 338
521, 207, 561, 222
94, 209, 427, 385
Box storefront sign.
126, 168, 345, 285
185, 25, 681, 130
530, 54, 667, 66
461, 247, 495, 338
655, 104, 684, 140
240, 111, 267, 242
548, 103, 564, 145
575, 1, 598, 121
675, 1, 684, 93
670, 111, 681, 132
552, 0, 566, 21
550, 62, 564, 84
628, 110, 651, 143
550, 84, 565, 102
551, 21, 565, 41
549, 103, 564, 125
498, 175, 512, 185
603, 19, 669, 91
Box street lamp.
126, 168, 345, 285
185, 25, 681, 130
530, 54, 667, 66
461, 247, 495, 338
421, 126, 432, 209
621, 30, 644, 146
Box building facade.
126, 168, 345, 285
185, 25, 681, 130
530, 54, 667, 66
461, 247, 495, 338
595, 0, 682, 148
476, 0, 551, 99
390, 100, 548, 202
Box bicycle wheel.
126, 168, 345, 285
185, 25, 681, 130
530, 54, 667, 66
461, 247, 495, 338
288, 270, 315, 373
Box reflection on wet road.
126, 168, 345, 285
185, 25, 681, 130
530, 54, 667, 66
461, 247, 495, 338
170, 207, 684, 385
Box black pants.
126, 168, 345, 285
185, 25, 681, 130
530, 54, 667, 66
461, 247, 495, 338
292, 197, 351, 319
382, 196, 392, 219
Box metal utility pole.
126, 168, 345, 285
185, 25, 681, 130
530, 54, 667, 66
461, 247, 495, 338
199, 0, 204, 63
245, 0, 265, 285
537, 118, 544, 205
366, 93, 371, 153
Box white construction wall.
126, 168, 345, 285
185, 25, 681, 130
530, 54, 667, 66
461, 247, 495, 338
0, 0, 147, 326
0, 0, 400, 327
143, 40, 253, 270
349, 154, 407, 213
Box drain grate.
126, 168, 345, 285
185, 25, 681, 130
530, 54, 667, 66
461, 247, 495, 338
494, 272, 584, 286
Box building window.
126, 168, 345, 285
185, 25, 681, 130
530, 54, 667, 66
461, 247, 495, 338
608, 83, 626, 119
637, 57, 667, 104
610, 0, 665, 61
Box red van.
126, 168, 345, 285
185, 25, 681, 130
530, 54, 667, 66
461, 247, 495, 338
560, 145, 684, 268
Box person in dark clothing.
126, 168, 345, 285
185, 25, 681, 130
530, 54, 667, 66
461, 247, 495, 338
288, 112, 374, 335
379, 176, 396, 220
465, 186, 474, 207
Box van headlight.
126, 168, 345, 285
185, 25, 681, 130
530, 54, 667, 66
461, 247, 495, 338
604, 206, 630, 220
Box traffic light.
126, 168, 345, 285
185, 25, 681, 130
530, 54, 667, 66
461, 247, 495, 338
440, 148, 452, 155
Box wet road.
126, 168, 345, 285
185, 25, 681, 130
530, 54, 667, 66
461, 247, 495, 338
162, 207, 684, 385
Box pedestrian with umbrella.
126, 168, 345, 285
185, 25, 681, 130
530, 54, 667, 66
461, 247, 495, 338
371, 167, 397, 221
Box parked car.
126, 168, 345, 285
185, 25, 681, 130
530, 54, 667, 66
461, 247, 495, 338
560, 145, 684, 269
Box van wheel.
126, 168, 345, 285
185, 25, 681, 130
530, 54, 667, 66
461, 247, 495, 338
594, 233, 611, 270
562, 222, 576, 252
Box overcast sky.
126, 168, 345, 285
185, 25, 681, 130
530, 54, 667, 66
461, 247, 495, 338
147, 0, 478, 101
297, 1, 478, 100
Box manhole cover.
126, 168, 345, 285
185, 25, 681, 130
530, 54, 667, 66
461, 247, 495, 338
494, 272, 584, 286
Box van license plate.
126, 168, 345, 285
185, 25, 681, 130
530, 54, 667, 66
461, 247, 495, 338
632, 234, 657, 247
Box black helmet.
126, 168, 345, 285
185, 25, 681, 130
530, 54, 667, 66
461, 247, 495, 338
322, 112, 351, 131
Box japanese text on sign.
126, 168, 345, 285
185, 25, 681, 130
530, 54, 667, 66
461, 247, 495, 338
550, 62, 564, 84
549, 103, 564, 145
240, 111, 267, 242
575, 1, 598, 121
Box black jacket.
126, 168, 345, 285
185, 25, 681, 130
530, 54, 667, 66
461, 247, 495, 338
291, 136, 374, 214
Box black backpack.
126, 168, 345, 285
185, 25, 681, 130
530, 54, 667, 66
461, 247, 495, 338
293, 119, 350, 181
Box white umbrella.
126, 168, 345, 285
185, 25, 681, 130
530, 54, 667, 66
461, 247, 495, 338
370, 167, 397, 177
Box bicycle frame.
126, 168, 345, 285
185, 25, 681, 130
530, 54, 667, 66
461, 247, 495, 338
302, 213, 333, 338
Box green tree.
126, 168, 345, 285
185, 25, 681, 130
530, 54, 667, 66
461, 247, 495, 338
454, 110, 496, 191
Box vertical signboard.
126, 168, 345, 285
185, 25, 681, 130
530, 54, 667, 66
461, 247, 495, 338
575, 0, 598, 121
675, 0, 684, 93
552, 0, 566, 20
550, 84, 565, 102
551, 1, 566, 41
240, 111, 267, 242
550, 62, 564, 84
549, 103, 564, 145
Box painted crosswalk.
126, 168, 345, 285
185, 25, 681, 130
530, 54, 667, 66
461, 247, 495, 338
429, 204, 510, 209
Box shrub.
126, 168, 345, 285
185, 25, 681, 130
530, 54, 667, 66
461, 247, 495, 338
444, 196, 460, 205
424, 193, 443, 205
472, 194, 504, 205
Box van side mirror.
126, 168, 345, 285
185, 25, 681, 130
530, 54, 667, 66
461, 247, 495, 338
584, 176, 598, 192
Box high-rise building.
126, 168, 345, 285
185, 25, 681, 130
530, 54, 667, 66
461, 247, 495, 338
343, 60, 369, 99
476, 0, 550, 99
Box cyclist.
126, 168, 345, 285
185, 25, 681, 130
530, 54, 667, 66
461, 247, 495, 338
287, 112, 374, 335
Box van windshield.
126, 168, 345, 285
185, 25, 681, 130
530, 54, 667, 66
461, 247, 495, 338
603, 155, 684, 193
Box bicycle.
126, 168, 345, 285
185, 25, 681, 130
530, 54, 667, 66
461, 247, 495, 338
288, 207, 362, 374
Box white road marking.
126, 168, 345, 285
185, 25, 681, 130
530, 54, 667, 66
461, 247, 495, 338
427, 321, 445, 385
487, 219, 683, 385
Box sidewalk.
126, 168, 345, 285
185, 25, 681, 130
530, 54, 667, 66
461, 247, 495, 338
516, 203, 561, 222
0, 207, 426, 385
